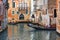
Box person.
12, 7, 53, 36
0, 0, 4, 30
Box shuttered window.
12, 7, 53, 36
12, 11, 14, 14
12, 2, 15, 8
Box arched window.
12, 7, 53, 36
31, 14, 35, 18
19, 14, 24, 20
12, 2, 15, 8
26, 9, 28, 14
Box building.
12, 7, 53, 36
0, 0, 7, 32
30, 0, 47, 23
30, 0, 57, 28
56, 0, 60, 33
8, 0, 31, 23
8, 0, 57, 28
30, 0, 48, 27
48, 0, 57, 28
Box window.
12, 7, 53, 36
39, 13, 42, 21
19, 14, 24, 20
26, 9, 28, 14
12, 2, 15, 8
17, 11, 19, 14
12, 0, 14, 1
12, 11, 14, 14
46, 9, 47, 14
59, 2, 60, 11
58, 20, 60, 25
12, 18, 14, 20
43, 0, 45, 5
33, 0, 36, 1
40, 5, 43, 10
32, 14, 35, 18
54, 9, 57, 17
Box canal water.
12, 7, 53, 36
0, 23, 60, 40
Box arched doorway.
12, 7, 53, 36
19, 14, 24, 20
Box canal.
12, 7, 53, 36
0, 23, 60, 40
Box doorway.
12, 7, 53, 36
19, 14, 24, 20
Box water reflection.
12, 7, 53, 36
29, 30, 56, 40
56, 34, 60, 40
0, 23, 60, 40
0, 29, 8, 40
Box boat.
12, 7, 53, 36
27, 23, 56, 30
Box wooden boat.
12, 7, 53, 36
27, 23, 56, 30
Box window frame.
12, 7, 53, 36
12, 10, 15, 15
12, 1, 15, 8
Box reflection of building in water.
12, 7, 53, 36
8, 0, 31, 23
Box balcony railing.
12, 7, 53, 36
18, 3, 28, 10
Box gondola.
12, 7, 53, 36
27, 23, 56, 30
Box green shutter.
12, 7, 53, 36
12, 2, 15, 8
12, 11, 14, 14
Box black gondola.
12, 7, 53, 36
27, 23, 56, 30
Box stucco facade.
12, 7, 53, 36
48, 0, 57, 28
31, 0, 57, 28
8, 0, 57, 28
56, 0, 60, 33
8, 0, 31, 23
